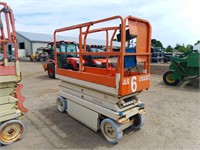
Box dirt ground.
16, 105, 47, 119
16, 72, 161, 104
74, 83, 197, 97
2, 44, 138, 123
1, 61, 200, 150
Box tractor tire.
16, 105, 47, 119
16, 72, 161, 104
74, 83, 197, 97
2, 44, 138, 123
163, 71, 180, 86
47, 63, 55, 79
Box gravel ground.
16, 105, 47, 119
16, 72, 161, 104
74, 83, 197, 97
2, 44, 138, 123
1, 61, 200, 150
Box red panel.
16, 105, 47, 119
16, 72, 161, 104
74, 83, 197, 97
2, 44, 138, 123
15, 84, 28, 113
0, 66, 16, 76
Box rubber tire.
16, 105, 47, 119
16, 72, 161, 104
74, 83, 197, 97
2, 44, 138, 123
47, 63, 55, 79
56, 96, 67, 113
131, 114, 145, 130
36, 57, 40, 61
100, 118, 123, 144
0, 119, 25, 145
163, 71, 180, 86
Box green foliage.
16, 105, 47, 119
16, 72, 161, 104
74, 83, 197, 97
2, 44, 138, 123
174, 44, 192, 52
151, 39, 163, 48
166, 45, 173, 52
186, 44, 193, 50
194, 40, 200, 45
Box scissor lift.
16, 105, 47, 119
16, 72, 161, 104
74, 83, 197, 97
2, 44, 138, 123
54, 16, 151, 143
0, 2, 27, 145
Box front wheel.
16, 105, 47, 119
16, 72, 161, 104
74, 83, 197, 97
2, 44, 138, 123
0, 120, 25, 145
163, 71, 180, 86
56, 96, 67, 113
47, 63, 55, 79
100, 118, 123, 144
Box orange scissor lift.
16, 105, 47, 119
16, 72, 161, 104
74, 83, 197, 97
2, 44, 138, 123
0, 2, 27, 145
54, 16, 151, 143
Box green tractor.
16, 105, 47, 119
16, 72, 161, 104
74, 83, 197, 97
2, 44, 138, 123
163, 50, 200, 86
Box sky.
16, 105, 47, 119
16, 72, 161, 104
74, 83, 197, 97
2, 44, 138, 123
3, 0, 200, 47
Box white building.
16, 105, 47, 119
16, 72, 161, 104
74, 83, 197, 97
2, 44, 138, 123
6, 31, 120, 57
193, 43, 200, 52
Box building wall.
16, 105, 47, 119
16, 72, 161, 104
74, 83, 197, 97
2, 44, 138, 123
32, 42, 48, 54
6, 43, 26, 57
193, 43, 200, 52
18, 49, 26, 57
16, 34, 32, 56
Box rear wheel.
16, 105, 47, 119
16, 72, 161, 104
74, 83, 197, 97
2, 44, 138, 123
131, 114, 145, 130
0, 120, 25, 145
36, 56, 40, 61
163, 71, 180, 86
47, 63, 55, 79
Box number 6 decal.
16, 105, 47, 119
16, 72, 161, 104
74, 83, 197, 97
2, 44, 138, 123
131, 76, 137, 92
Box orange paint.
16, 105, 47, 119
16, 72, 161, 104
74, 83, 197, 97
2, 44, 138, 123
54, 15, 151, 96
119, 73, 150, 95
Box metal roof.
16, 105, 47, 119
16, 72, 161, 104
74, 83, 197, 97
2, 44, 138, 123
17, 31, 120, 46
17, 31, 54, 43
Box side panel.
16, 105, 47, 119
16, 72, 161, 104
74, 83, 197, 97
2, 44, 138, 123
56, 69, 116, 88
136, 22, 151, 62
0, 66, 16, 76
67, 100, 100, 131
119, 74, 150, 96
57, 75, 117, 96
0, 96, 22, 122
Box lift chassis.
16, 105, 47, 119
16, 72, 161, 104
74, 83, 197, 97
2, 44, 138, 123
54, 16, 151, 143
0, 2, 27, 145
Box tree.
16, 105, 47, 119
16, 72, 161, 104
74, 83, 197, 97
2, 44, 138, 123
194, 40, 200, 45
151, 39, 163, 48
174, 43, 191, 52
165, 45, 173, 52
186, 44, 193, 50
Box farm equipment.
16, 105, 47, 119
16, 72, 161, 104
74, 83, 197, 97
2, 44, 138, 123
151, 47, 163, 63
0, 2, 28, 145
163, 52, 173, 63
42, 41, 113, 79
42, 41, 79, 79
163, 50, 200, 86
30, 47, 50, 61
54, 15, 151, 143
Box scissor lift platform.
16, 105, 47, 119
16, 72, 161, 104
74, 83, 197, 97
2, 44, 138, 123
0, 2, 27, 146
54, 15, 151, 143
